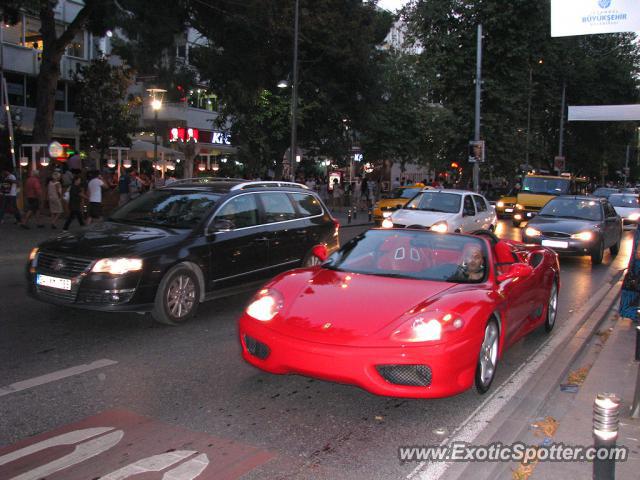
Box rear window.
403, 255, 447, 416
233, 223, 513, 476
291, 193, 323, 217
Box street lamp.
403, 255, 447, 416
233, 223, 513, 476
146, 88, 167, 172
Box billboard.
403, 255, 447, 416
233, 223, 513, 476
551, 0, 640, 37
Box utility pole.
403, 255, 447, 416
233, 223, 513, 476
473, 24, 482, 193
558, 79, 566, 157
625, 144, 630, 186
289, 0, 300, 182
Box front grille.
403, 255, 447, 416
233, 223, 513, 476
376, 364, 432, 386
36, 285, 78, 303
244, 335, 270, 360
37, 252, 94, 277
542, 231, 570, 238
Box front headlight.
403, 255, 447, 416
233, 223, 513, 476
570, 231, 593, 241
246, 288, 284, 321
29, 247, 39, 262
92, 258, 143, 275
391, 311, 464, 343
381, 218, 394, 229
524, 227, 541, 237
430, 221, 448, 233
629, 213, 640, 221
496, 201, 505, 208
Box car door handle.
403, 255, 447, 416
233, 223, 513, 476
253, 237, 270, 243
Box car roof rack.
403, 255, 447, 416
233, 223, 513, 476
166, 177, 247, 186
230, 181, 309, 191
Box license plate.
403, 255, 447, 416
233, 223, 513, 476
542, 240, 569, 249
505, 208, 513, 213
37, 274, 71, 290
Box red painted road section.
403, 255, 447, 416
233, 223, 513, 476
0, 409, 275, 479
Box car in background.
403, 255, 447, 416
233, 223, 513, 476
383, 189, 497, 233
521, 195, 622, 265
609, 193, 640, 227
494, 189, 517, 218
239, 228, 560, 398
373, 183, 427, 225
27, 179, 339, 325
592, 187, 620, 199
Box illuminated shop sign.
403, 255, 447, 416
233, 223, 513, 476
169, 127, 199, 143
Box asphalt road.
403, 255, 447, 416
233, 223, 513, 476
0, 221, 632, 480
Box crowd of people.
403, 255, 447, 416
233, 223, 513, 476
0, 165, 178, 231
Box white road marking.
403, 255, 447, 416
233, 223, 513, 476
0, 428, 114, 466
9, 430, 124, 480
406, 281, 618, 480
163, 454, 210, 480
101, 450, 197, 480
0, 359, 117, 397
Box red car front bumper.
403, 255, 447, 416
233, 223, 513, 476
239, 315, 481, 398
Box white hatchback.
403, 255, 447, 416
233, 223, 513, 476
382, 189, 497, 233
609, 193, 640, 227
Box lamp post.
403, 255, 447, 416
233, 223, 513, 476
146, 88, 166, 173
289, 0, 300, 181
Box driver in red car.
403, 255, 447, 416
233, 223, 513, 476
454, 244, 485, 281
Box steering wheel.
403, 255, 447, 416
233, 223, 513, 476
470, 229, 499, 246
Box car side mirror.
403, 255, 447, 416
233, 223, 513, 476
497, 262, 533, 283
311, 244, 329, 262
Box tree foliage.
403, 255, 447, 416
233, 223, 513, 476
405, 0, 640, 180
73, 59, 138, 160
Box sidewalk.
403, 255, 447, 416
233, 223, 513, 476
533, 311, 640, 479
330, 206, 375, 228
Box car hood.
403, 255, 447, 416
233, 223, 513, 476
527, 216, 599, 234
38, 221, 189, 258
268, 268, 456, 345
613, 206, 640, 218
390, 209, 457, 227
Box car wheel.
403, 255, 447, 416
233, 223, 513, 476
610, 236, 621, 256
591, 239, 604, 265
475, 318, 499, 394
152, 265, 200, 325
544, 280, 558, 333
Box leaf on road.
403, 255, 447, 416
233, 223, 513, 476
374, 415, 384, 421
567, 366, 591, 385
531, 416, 558, 437
512, 458, 537, 480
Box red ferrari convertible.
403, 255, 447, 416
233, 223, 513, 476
239, 229, 560, 398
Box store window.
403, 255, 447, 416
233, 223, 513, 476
23, 16, 43, 50
5, 72, 25, 106
2, 19, 23, 45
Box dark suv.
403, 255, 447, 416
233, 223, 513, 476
27, 179, 340, 325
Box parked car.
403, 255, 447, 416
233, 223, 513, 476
239, 228, 560, 398
521, 195, 622, 264
372, 183, 426, 225
592, 187, 620, 199
382, 189, 497, 233
609, 193, 640, 226
27, 179, 340, 325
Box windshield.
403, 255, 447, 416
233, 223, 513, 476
522, 177, 570, 195
392, 187, 421, 199
324, 230, 488, 283
110, 189, 220, 229
609, 195, 640, 207
404, 191, 461, 213
539, 198, 602, 221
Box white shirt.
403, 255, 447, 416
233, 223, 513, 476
7, 174, 17, 196
88, 178, 104, 203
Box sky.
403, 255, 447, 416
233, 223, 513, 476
377, 0, 409, 12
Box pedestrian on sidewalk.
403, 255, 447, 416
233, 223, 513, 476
20, 170, 44, 229
331, 178, 343, 211
0, 169, 22, 225
118, 171, 130, 206
63, 175, 86, 230
620, 225, 640, 321
86, 170, 111, 225
47, 171, 63, 229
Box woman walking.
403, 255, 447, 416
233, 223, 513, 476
63, 176, 86, 231
47, 171, 63, 229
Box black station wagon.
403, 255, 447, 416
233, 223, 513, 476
27, 179, 340, 325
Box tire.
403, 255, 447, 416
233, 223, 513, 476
475, 318, 499, 394
151, 265, 200, 325
591, 239, 604, 265
610, 235, 621, 256
544, 280, 558, 333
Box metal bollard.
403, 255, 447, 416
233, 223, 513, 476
631, 325, 640, 419
593, 393, 620, 480
347, 208, 352, 224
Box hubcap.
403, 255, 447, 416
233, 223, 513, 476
479, 323, 499, 386
166, 274, 196, 318
548, 283, 558, 326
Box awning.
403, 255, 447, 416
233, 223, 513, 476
129, 140, 185, 159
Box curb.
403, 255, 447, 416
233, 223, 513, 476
409, 269, 624, 480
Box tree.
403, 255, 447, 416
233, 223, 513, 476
405, 0, 640, 180
188, 0, 393, 176
73, 59, 138, 161
1, 1, 123, 145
